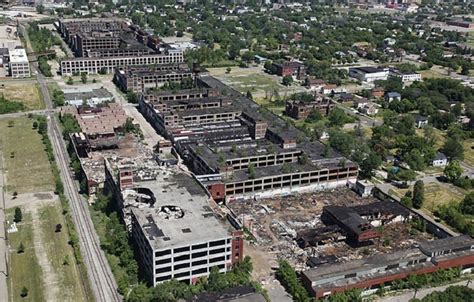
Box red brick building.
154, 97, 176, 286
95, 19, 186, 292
302, 235, 474, 299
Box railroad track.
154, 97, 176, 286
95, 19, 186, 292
27, 46, 121, 300
48, 117, 121, 302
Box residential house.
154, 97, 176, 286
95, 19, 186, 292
371, 87, 385, 98
385, 92, 401, 103
431, 152, 448, 167
415, 115, 428, 128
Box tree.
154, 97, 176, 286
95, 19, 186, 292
461, 64, 470, 76
14, 207, 22, 223
328, 107, 350, 127
55, 223, 63, 233
36, 4, 45, 14
246, 91, 253, 100
282, 75, 293, 86
8, 120, 14, 127
442, 137, 464, 160
20, 286, 28, 298
460, 192, 474, 215
401, 192, 413, 208
81, 72, 87, 84
32, 121, 38, 129
66, 77, 73, 85
444, 160, 463, 183
17, 242, 25, 254
207, 266, 228, 292
248, 163, 256, 179
226, 67, 232, 74
360, 152, 382, 179
126, 91, 138, 103
413, 180, 425, 209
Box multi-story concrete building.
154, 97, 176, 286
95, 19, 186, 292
103, 155, 244, 286
349, 67, 389, 83
285, 94, 334, 120
60, 51, 184, 75
114, 63, 194, 93
389, 68, 422, 83
8, 48, 30, 78
139, 75, 358, 201
57, 18, 184, 75
302, 235, 474, 298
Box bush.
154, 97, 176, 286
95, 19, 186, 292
14, 207, 22, 223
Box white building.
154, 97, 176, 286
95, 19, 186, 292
348, 67, 389, 83
431, 152, 448, 167
354, 180, 374, 197
8, 48, 30, 78
63, 88, 114, 107
389, 69, 422, 83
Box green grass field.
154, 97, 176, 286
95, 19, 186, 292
38, 205, 87, 301
423, 183, 465, 213
0, 83, 44, 110
6, 211, 45, 302
0, 117, 54, 193
463, 139, 474, 166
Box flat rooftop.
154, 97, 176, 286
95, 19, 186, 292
304, 248, 424, 282
131, 172, 231, 250
64, 88, 113, 101
9, 48, 28, 63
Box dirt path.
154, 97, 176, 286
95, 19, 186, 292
30, 200, 60, 302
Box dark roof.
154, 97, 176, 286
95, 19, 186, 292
434, 151, 447, 161
415, 114, 428, 122
350, 66, 386, 73
323, 206, 371, 236
386, 92, 401, 98
419, 235, 474, 255
352, 201, 411, 217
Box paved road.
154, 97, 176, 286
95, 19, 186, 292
376, 182, 459, 237
0, 156, 8, 302
20, 22, 121, 302
0, 109, 51, 120
379, 278, 473, 301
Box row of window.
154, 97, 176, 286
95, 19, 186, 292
155, 240, 229, 258
226, 172, 358, 194
155, 264, 226, 283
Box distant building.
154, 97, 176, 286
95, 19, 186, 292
285, 95, 334, 120
446, 19, 474, 28
359, 102, 378, 116
371, 87, 385, 98
302, 235, 474, 299
271, 61, 306, 79
320, 84, 344, 95
385, 92, 401, 103
113, 63, 193, 93
8, 48, 30, 78
349, 67, 389, 83
415, 115, 428, 128
306, 78, 326, 91
431, 151, 448, 167
63, 88, 114, 107
354, 179, 374, 197
389, 69, 422, 83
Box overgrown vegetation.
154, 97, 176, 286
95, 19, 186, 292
0, 94, 25, 114
435, 192, 474, 236
411, 285, 474, 302
36, 114, 92, 298
276, 260, 310, 302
